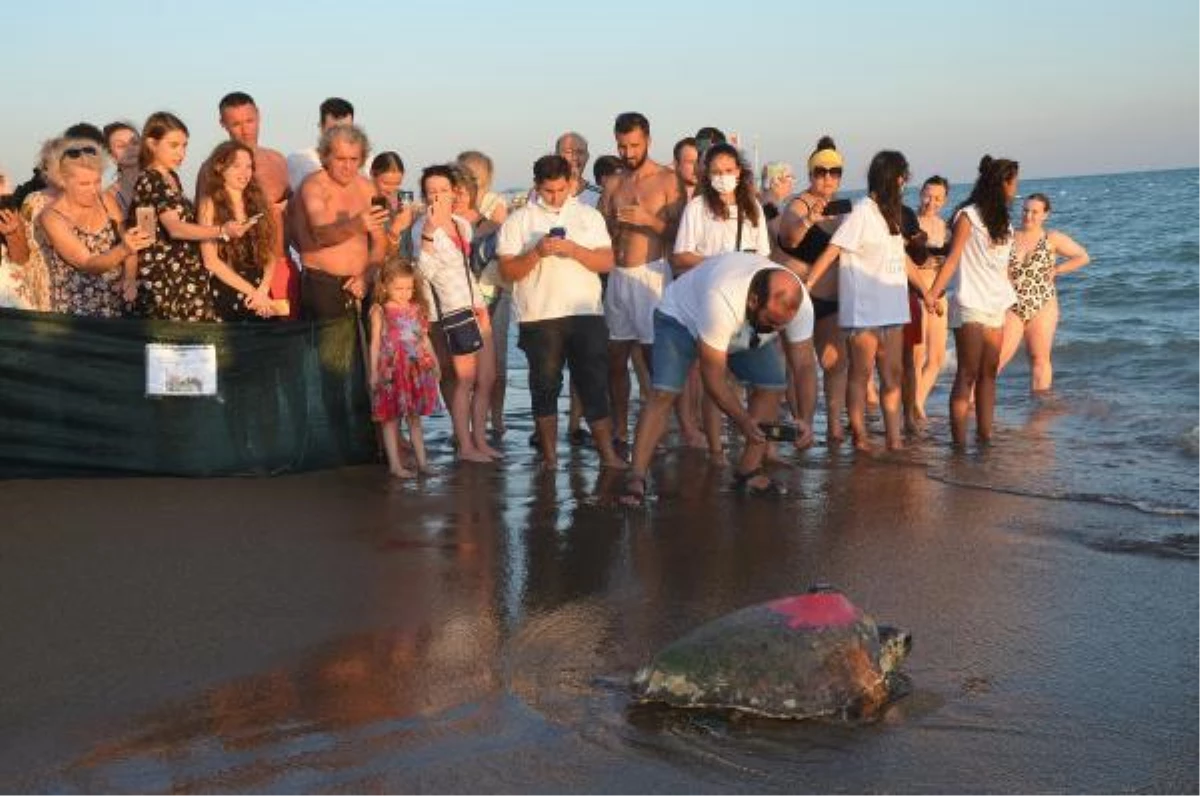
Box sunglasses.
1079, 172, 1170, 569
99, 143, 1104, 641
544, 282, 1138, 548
811, 166, 842, 179
61, 146, 99, 161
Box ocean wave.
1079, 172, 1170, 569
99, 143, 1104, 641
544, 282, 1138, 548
1084, 532, 1198, 560
926, 472, 1200, 518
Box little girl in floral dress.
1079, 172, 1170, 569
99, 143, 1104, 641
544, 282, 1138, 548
368, 258, 441, 478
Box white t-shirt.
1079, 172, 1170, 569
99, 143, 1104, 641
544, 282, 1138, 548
951, 205, 1017, 313
576, 184, 602, 208
413, 215, 482, 320
831, 197, 910, 328
286, 148, 322, 193
658, 251, 814, 353
496, 196, 611, 323
674, 195, 772, 258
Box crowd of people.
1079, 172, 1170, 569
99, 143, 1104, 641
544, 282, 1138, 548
0, 95, 1091, 498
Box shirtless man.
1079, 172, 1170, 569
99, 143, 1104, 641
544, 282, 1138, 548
206, 92, 297, 315
599, 112, 684, 449
291, 124, 388, 320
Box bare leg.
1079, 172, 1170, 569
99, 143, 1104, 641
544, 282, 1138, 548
586, 417, 629, 469
471, 324, 502, 459
846, 331, 878, 451
608, 340, 635, 446
878, 328, 905, 450
702, 391, 725, 462
950, 324, 984, 446
734, 388, 783, 489
916, 287, 949, 415
998, 309, 1025, 375
974, 324, 1004, 442
1024, 297, 1059, 392
406, 414, 432, 473
631, 343, 652, 404
450, 353, 491, 463
535, 414, 558, 470
814, 313, 847, 444
381, 419, 415, 478
676, 362, 707, 447
626, 391, 678, 488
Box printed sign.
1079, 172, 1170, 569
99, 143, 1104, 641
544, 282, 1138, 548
145, 344, 218, 397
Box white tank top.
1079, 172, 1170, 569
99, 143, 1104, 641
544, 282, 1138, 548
952, 205, 1016, 313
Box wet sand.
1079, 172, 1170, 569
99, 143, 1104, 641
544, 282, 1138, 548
0, 431, 1196, 793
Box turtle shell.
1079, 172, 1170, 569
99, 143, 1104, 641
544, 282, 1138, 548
631, 589, 899, 720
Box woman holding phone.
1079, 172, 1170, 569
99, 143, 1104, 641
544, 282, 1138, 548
369, 151, 415, 258
129, 112, 253, 321
412, 164, 500, 463
774, 136, 850, 445
196, 141, 279, 321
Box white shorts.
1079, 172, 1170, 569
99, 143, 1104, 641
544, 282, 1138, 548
949, 299, 1008, 330
604, 259, 673, 344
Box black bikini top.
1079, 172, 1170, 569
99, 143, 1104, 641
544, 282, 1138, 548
776, 222, 831, 264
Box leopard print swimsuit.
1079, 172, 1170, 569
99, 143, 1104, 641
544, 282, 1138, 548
1008, 234, 1055, 322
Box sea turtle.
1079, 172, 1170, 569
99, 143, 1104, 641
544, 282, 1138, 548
631, 585, 912, 721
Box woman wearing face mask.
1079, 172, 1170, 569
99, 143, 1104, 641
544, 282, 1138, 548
102, 121, 141, 217
997, 193, 1089, 392
39, 140, 152, 317
672, 143, 772, 457
129, 112, 254, 321
774, 136, 849, 445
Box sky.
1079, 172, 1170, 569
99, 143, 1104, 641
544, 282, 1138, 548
0, 0, 1196, 194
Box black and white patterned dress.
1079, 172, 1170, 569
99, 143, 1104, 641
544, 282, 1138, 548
129, 169, 214, 321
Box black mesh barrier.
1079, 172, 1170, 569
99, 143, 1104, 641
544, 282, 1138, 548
0, 308, 378, 477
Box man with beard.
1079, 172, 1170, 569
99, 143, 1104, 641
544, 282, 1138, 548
621, 251, 815, 504
673, 137, 700, 200
599, 112, 684, 450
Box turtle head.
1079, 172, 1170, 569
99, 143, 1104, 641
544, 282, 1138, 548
877, 625, 912, 673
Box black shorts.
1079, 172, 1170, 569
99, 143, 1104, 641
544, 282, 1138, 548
517, 315, 610, 421
811, 296, 839, 322
301, 268, 355, 321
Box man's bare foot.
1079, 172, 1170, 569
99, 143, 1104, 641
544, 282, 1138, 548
389, 465, 416, 479
852, 433, 873, 452
416, 462, 438, 476
619, 471, 647, 506
474, 440, 504, 460
886, 437, 904, 452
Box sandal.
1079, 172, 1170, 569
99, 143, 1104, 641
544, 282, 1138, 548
620, 471, 648, 506
732, 467, 789, 498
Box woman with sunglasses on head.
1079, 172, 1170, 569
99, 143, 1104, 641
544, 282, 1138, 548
805, 151, 928, 451
997, 193, 1089, 392
38, 140, 152, 317
925, 155, 1021, 446
129, 112, 254, 321
775, 136, 849, 445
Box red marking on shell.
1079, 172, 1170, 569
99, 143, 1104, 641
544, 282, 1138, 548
766, 593, 861, 629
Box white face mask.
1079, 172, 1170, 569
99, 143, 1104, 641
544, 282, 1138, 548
710, 174, 739, 194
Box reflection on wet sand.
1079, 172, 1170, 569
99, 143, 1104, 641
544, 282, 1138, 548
3, 424, 1192, 793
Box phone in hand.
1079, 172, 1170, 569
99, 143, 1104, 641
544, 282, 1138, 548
246, 213, 263, 227
758, 421, 799, 442
822, 199, 852, 217
548, 226, 566, 239
370, 196, 389, 211
135, 205, 158, 242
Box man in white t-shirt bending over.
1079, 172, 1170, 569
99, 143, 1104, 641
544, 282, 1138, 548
623, 251, 816, 502
498, 155, 627, 471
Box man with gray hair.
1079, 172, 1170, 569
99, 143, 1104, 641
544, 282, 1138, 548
291, 124, 388, 320
556, 131, 602, 208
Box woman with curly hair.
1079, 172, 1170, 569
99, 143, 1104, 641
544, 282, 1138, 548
197, 140, 280, 320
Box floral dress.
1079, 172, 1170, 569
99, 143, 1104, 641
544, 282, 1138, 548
16, 191, 53, 311
130, 169, 213, 321
1008, 234, 1056, 322
44, 208, 127, 318
371, 303, 442, 421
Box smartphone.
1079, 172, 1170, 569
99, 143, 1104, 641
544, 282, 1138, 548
548, 226, 566, 239
822, 199, 852, 216
135, 206, 158, 242
398, 189, 414, 206
370, 196, 388, 211
758, 422, 799, 442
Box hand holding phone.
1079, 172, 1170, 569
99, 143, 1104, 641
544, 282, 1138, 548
547, 226, 566, 239
135, 205, 158, 242
821, 199, 852, 217
758, 421, 800, 442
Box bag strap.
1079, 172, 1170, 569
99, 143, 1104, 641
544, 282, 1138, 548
735, 207, 744, 252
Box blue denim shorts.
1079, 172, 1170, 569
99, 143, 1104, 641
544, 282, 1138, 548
650, 310, 788, 394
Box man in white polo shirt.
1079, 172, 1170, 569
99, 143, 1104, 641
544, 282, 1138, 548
623, 251, 816, 502
498, 155, 627, 471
